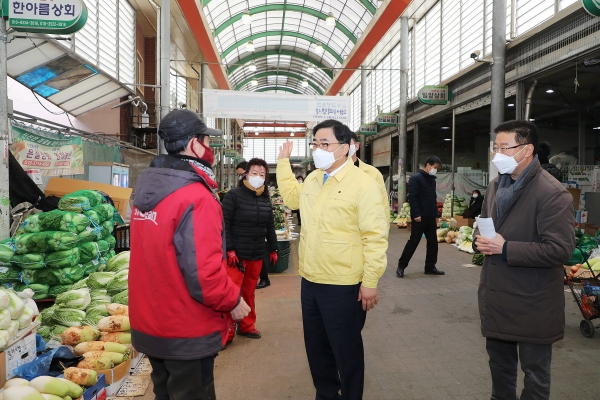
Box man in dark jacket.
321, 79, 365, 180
474, 120, 575, 400
130, 109, 250, 400
396, 155, 444, 277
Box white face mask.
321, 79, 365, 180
492, 145, 527, 175
473, 194, 478, 198
348, 144, 357, 158
313, 147, 346, 170
428, 167, 437, 176
247, 175, 265, 189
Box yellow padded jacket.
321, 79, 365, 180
356, 158, 390, 223
277, 158, 389, 288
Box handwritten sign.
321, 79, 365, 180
10, 126, 84, 176
116, 375, 151, 397
131, 358, 153, 376
5, 334, 36, 380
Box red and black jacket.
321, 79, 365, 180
129, 155, 240, 360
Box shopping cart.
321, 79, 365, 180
565, 250, 600, 338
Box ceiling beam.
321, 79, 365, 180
176, 0, 230, 89
228, 50, 334, 78
234, 72, 324, 94
255, 86, 302, 94
213, 5, 357, 44
326, 0, 411, 95
221, 31, 344, 64
202, 0, 376, 15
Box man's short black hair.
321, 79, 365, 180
350, 131, 360, 143
164, 134, 207, 154
494, 120, 539, 155
312, 119, 353, 145
425, 155, 442, 167
236, 161, 248, 170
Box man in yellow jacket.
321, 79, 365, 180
277, 119, 389, 400
349, 132, 390, 222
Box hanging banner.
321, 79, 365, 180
203, 90, 350, 122
359, 124, 378, 135
7, 0, 88, 34
376, 113, 398, 127
582, 0, 600, 17
10, 127, 84, 176
417, 86, 452, 105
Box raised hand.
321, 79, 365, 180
278, 141, 294, 160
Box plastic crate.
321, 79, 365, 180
114, 224, 130, 253
268, 241, 291, 273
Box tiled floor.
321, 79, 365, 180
139, 226, 600, 399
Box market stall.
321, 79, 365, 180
270, 189, 298, 273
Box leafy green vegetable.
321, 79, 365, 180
107, 270, 128, 296
0, 266, 22, 283
56, 288, 91, 310
53, 308, 86, 327
22, 214, 42, 233
13, 283, 50, 300
472, 254, 485, 266
45, 248, 81, 269
0, 243, 14, 264
37, 325, 52, 341
105, 251, 129, 273
69, 277, 88, 290
14, 231, 79, 254
36, 210, 93, 233
78, 228, 100, 244
83, 209, 101, 225
78, 241, 109, 264
47, 285, 72, 298
98, 221, 115, 241
92, 204, 115, 223
51, 266, 86, 285
52, 324, 69, 336
22, 268, 60, 286
87, 272, 116, 289
37, 305, 56, 325
111, 289, 128, 305
58, 190, 105, 212
105, 235, 116, 251
11, 253, 45, 269
86, 302, 110, 317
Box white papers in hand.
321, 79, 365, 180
475, 217, 497, 238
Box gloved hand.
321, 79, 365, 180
269, 251, 278, 267
227, 251, 240, 268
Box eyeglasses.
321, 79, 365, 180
492, 143, 529, 154
311, 142, 342, 151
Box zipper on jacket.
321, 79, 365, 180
254, 196, 260, 260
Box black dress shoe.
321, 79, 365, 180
396, 267, 405, 278
256, 279, 271, 289
424, 268, 445, 275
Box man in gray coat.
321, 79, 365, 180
474, 120, 575, 400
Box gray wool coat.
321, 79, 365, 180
475, 161, 575, 345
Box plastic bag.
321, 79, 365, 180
12, 344, 82, 380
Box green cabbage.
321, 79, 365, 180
0, 243, 14, 264
58, 190, 105, 212
14, 231, 79, 254
78, 228, 100, 244
21, 213, 42, 233
111, 289, 128, 305
51, 266, 86, 285
105, 235, 116, 250
87, 272, 115, 289
37, 325, 52, 341
45, 248, 81, 269
11, 253, 45, 269
0, 266, 22, 283
52, 324, 69, 336
105, 251, 129, 273
78, 241, 109, 264
91, 204, 115, 222
37, 210, 92, 233
69, 277, 88, 290
47, 285, 72, 298
107, 270, 128, 296
55, 288, 91, 310
13, 283, 50, 300
52, 308, 86, 327
22, 268, 60, 286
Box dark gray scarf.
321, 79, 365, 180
496, 155, 538, 218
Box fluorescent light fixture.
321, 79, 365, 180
325, 12, 336, 26
529, 119, 535, 121
242, 10, 252, 25
593, 127, 600, 130
255, 131, 259, 135
508, 103, 515, 107
247, 62, 257, 72
246, 40, 255, 52
546, 88, 554, 94
290, 132, 295, 136
444, 138, 451, 141
250, 78, 258, 86
307, 66, 315, 74
315, 43, 324, 54
441, 126, 450, 130
302, 79, 309, 87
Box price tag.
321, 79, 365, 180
131, 358, 152, 376
5, 334, 36, 379
116, 375, 151, 397
0, 267, 7, 273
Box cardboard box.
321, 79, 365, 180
567, 188, 581, 210
455, 216, 475, 228
97, 358, 132, 396
82, 374, 107, 400
584, 224, 598, 236
0, 326, 38, 387
44, 177, 133, 220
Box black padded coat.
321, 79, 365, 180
222, 185, 278, 261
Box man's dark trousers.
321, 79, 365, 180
398, 216, 438, 270
486, 338, 552, 400
149, 355, 216, 400
301, 278, 367, 400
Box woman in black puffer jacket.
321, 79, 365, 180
222, 158, 277, 344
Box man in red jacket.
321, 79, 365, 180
130, 109, 250, 400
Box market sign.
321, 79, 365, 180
376, 113, 398, 127
582, 0, 600, 17
10, 126, 84, 176
417, 85, 452, 105
359, 124, 378, 136
7, 0, 88, 34
224, 150, 237, 158
210, 138, 225, 148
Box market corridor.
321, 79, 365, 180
143, 227, 600, 399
